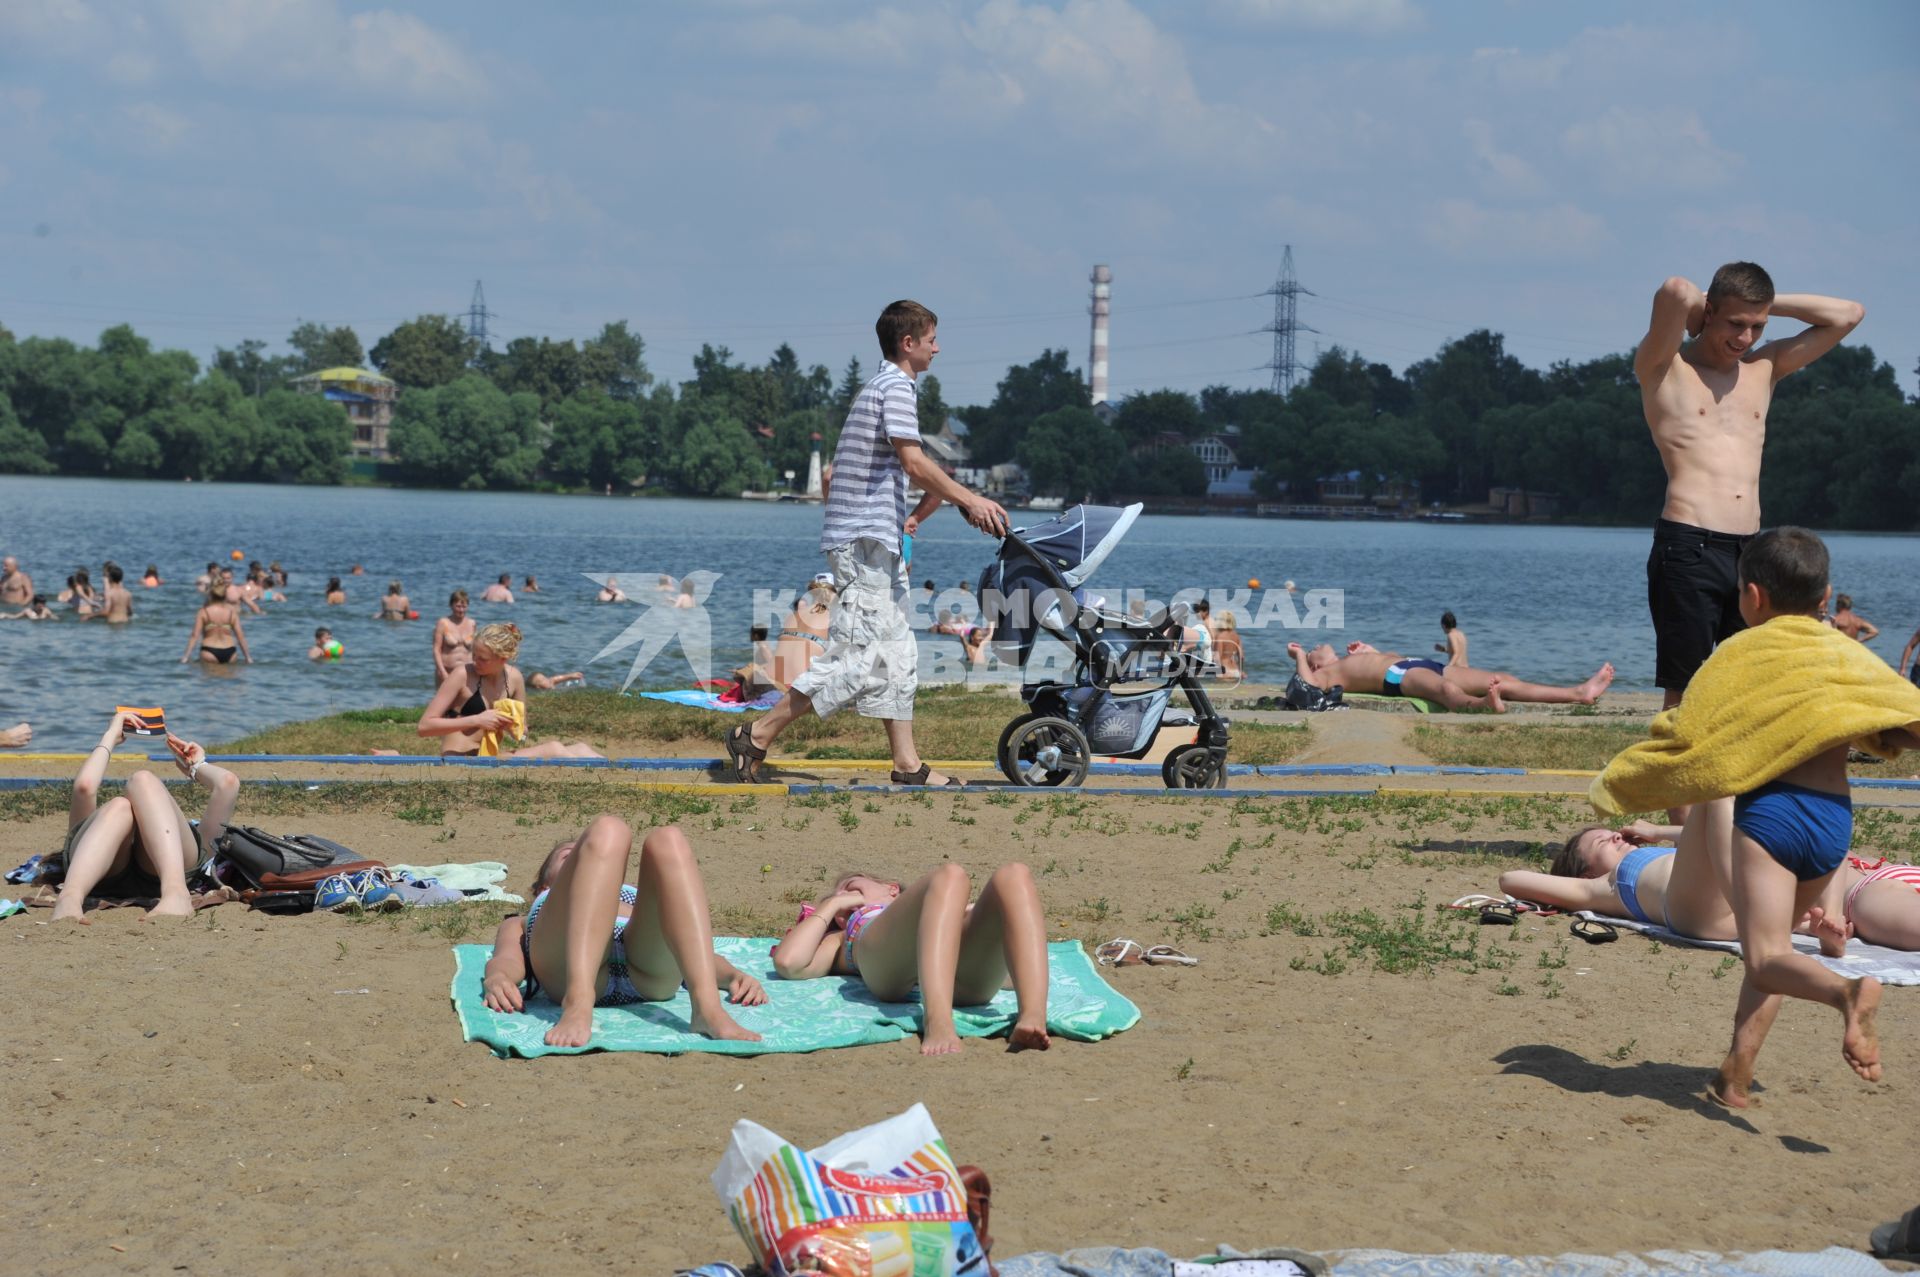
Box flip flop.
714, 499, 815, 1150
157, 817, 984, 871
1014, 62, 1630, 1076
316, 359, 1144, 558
1095, 938, 1144, 967
1142, 945, 1199, 967
1479, 902, 1518, 926
1572, 917, 1619, 944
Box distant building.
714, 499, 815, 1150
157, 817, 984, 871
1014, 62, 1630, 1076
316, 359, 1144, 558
920, 414, 971, 474
1487, 487, 1561, 520
1189, 430, 1240, 483
292, 367, 397, 457
1318, 470, 1421, 510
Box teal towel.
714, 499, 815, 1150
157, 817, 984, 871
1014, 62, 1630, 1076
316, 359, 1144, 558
450, 937, 1140, 1058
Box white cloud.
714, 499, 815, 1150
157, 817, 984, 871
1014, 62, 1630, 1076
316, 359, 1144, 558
1211, 0, 1421, 35
1462, 118, 1543, 197
1563, 106, 1741, 192
723, 8, 922, 65
0, 0, 113, 55
1467, 46, 1568, 90
121, 101, 189, 151
1424, 197, 1609, 259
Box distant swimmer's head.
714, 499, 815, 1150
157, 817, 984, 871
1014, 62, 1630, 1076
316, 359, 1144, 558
103, 561, 123, 585
1702, 261, 1774, 365
314, 627, 332, 642
474, 622, 521, 667
1739, 526, 1829, 624
1440, 610, 1457, 631
388, 581, 403, 596
1553, 825, 1626, 879
876, 299, 938, 374
206, 580, 229, 602
1834, 594, 1853, 612
498, 573, 511, 585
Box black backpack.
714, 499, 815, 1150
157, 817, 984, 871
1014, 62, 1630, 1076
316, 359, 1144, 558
216, 826, 367, 890
1283, 673, 1346, 712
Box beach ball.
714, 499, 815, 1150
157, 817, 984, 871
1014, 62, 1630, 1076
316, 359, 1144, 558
324, 640, 344, 661
1248, 578, 1260, 589
230, 549, 244, 561
406, 609, 420, 620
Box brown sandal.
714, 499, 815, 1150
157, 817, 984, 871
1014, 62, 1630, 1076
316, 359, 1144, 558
890, 762, 965, 787
724, 724, 767, 782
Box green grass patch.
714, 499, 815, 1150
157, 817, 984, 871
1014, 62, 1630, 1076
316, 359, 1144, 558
1285, 897, 1517, 979
1411, 721, 1649, 771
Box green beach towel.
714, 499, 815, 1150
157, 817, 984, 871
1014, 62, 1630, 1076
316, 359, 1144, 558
1344, 692, 1441, 713
450, 937, 1140, 1058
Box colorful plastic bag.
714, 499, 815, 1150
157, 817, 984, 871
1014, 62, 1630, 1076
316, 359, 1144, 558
711, 1103, 986, 1277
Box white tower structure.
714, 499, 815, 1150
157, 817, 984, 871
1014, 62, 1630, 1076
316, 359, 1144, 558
1089, 264, 1111, 405
805, 432, 823, 499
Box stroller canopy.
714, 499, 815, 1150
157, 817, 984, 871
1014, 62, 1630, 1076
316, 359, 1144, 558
977, 503, 1142, 665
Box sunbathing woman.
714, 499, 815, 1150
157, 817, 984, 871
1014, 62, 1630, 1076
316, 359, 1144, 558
417, 622, 603, 758
1503, 806, 1920, 953
181, 580, 251, 664
52, 712, 240, 922
770, 862, 1052, 1056
479, 816, 764, 1047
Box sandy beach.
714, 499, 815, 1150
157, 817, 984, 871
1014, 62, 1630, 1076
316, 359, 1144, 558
7, 780, 1914, 1273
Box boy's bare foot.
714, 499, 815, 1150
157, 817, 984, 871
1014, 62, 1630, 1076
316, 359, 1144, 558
1008, 1017, 1051, 1052
143, 894, 195, 921
1807, 905, 1851, 958
1575, 663, 1616, 704
921, 1028, 965, 1056
690, 1002, 762, 1043
544, 1002, 596, 1048
1484, 678, 1507, 714
1843, 977, 1882, 1082
1706, 1062, 1760, 1110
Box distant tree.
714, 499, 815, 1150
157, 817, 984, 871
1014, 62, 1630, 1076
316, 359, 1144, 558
1114, 388, 1202, 446
916, 373, 950, 437
670, 399, 769, 497
966, 348, 1089, 466
212, 338, 293, 396
255, 388, 352, 484
0, 396, 53, 473
287, 321, 364, 373
686, 344, 742, 403
1017, 406, 1121, 499
578, 321, 651, 400
546, 389, 657, 491
1114, 443, 1207, 498
369, 315, 476, 389
387, 374, 543, 489
489, 336, 585, 408
835, 356, 865, 416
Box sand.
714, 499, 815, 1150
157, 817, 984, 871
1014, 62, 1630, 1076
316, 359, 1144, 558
6, 783, 1914, 1273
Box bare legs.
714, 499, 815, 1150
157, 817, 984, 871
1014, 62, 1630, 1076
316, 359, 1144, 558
504, 740, 604, 760
1410, 663, 1616, 711
50, 772, 197, 923
852, 863, 1051, 1055
1710, 831, 1882, 1108
742, 693, 958, 785
525, 817, 757, 1048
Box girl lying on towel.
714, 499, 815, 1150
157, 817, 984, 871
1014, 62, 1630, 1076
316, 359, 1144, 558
770, 862, 1051, 1056
1501, 802, 1920, 953
53, 711, 240, 923
480, 816, 764, 1048
418, 622, 602, 759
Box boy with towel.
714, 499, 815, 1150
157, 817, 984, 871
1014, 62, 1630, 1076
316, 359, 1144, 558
1594, 527, 1920, 1108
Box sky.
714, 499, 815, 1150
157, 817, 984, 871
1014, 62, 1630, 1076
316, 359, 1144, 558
2, 0, 1916, 406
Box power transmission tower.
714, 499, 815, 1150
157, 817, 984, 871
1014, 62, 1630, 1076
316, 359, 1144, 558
1261, 245, 1316, 394
466, 280, 493, 353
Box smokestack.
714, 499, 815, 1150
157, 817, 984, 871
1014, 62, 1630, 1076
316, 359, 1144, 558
1089, 264, 1111, 405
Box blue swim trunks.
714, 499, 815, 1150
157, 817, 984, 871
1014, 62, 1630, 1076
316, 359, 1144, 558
1733, 780, 1852, 881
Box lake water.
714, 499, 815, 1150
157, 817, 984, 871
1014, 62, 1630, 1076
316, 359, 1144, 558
3, 475, 1917, 751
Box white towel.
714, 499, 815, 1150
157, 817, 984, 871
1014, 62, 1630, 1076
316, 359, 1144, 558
390, 861, 522, 904
1576, 911, 1920, 986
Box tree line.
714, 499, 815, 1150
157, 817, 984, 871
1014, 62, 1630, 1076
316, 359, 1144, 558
1, 312, 1916, 529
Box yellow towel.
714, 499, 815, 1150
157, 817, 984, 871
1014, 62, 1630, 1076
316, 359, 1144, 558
478, 698, 527, 758
1591, 615, 1920, 817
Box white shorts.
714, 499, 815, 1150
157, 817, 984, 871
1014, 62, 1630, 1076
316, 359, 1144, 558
788, 538, 917, 721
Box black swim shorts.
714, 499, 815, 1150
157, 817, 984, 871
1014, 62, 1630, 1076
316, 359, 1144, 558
1646, 518, 1752, 692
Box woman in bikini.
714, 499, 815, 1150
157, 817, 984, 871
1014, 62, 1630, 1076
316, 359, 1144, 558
140, 564, 162, 588
375, 580, 411, 620
770, 861, 1052, 1056
59, 570, 98, 617
417, 622, 602, 758
479, 816, 764, 1048
181, 580, 251, 664
433, 589, 476, 684
1504, 803, 1920, 952
770, 579, 833, 689
51, 712, 241, 922
324, 576, 347, 606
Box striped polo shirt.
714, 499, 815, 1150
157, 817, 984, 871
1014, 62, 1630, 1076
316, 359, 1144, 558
819, 360, 922, 553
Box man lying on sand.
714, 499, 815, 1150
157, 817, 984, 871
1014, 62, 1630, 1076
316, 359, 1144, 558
1286, 640, 1613, 712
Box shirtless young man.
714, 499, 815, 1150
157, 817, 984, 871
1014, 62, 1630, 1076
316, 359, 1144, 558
89, 562, 134, 623
0, 556, 33, 607
433, 589, 477, 685
1827, 594, 1878, 643
1434, 611, 1468, 667
1286, 640, 1612, 712
1637, 263, 1864, 711
481, 573, 515, 604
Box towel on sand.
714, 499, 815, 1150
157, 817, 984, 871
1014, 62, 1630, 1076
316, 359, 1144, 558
1575, 910, 1920, 986
634, 688, 782, 713
478, 697, 527, 757
1591, 615, 1920, 817
450, 937, 1139, 1058
391, 861, 522, 903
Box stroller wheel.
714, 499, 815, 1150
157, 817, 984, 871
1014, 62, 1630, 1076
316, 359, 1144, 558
1001, 715, 1091, 787
1161, 743, 1227, 789
995, 713, 1039, 780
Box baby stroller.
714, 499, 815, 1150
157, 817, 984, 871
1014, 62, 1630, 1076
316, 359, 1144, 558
977, 503, 1231, 788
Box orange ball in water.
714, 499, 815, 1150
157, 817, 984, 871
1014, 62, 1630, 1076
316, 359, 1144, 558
230, 549, 244, 561
1248, 578, 1260, 589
